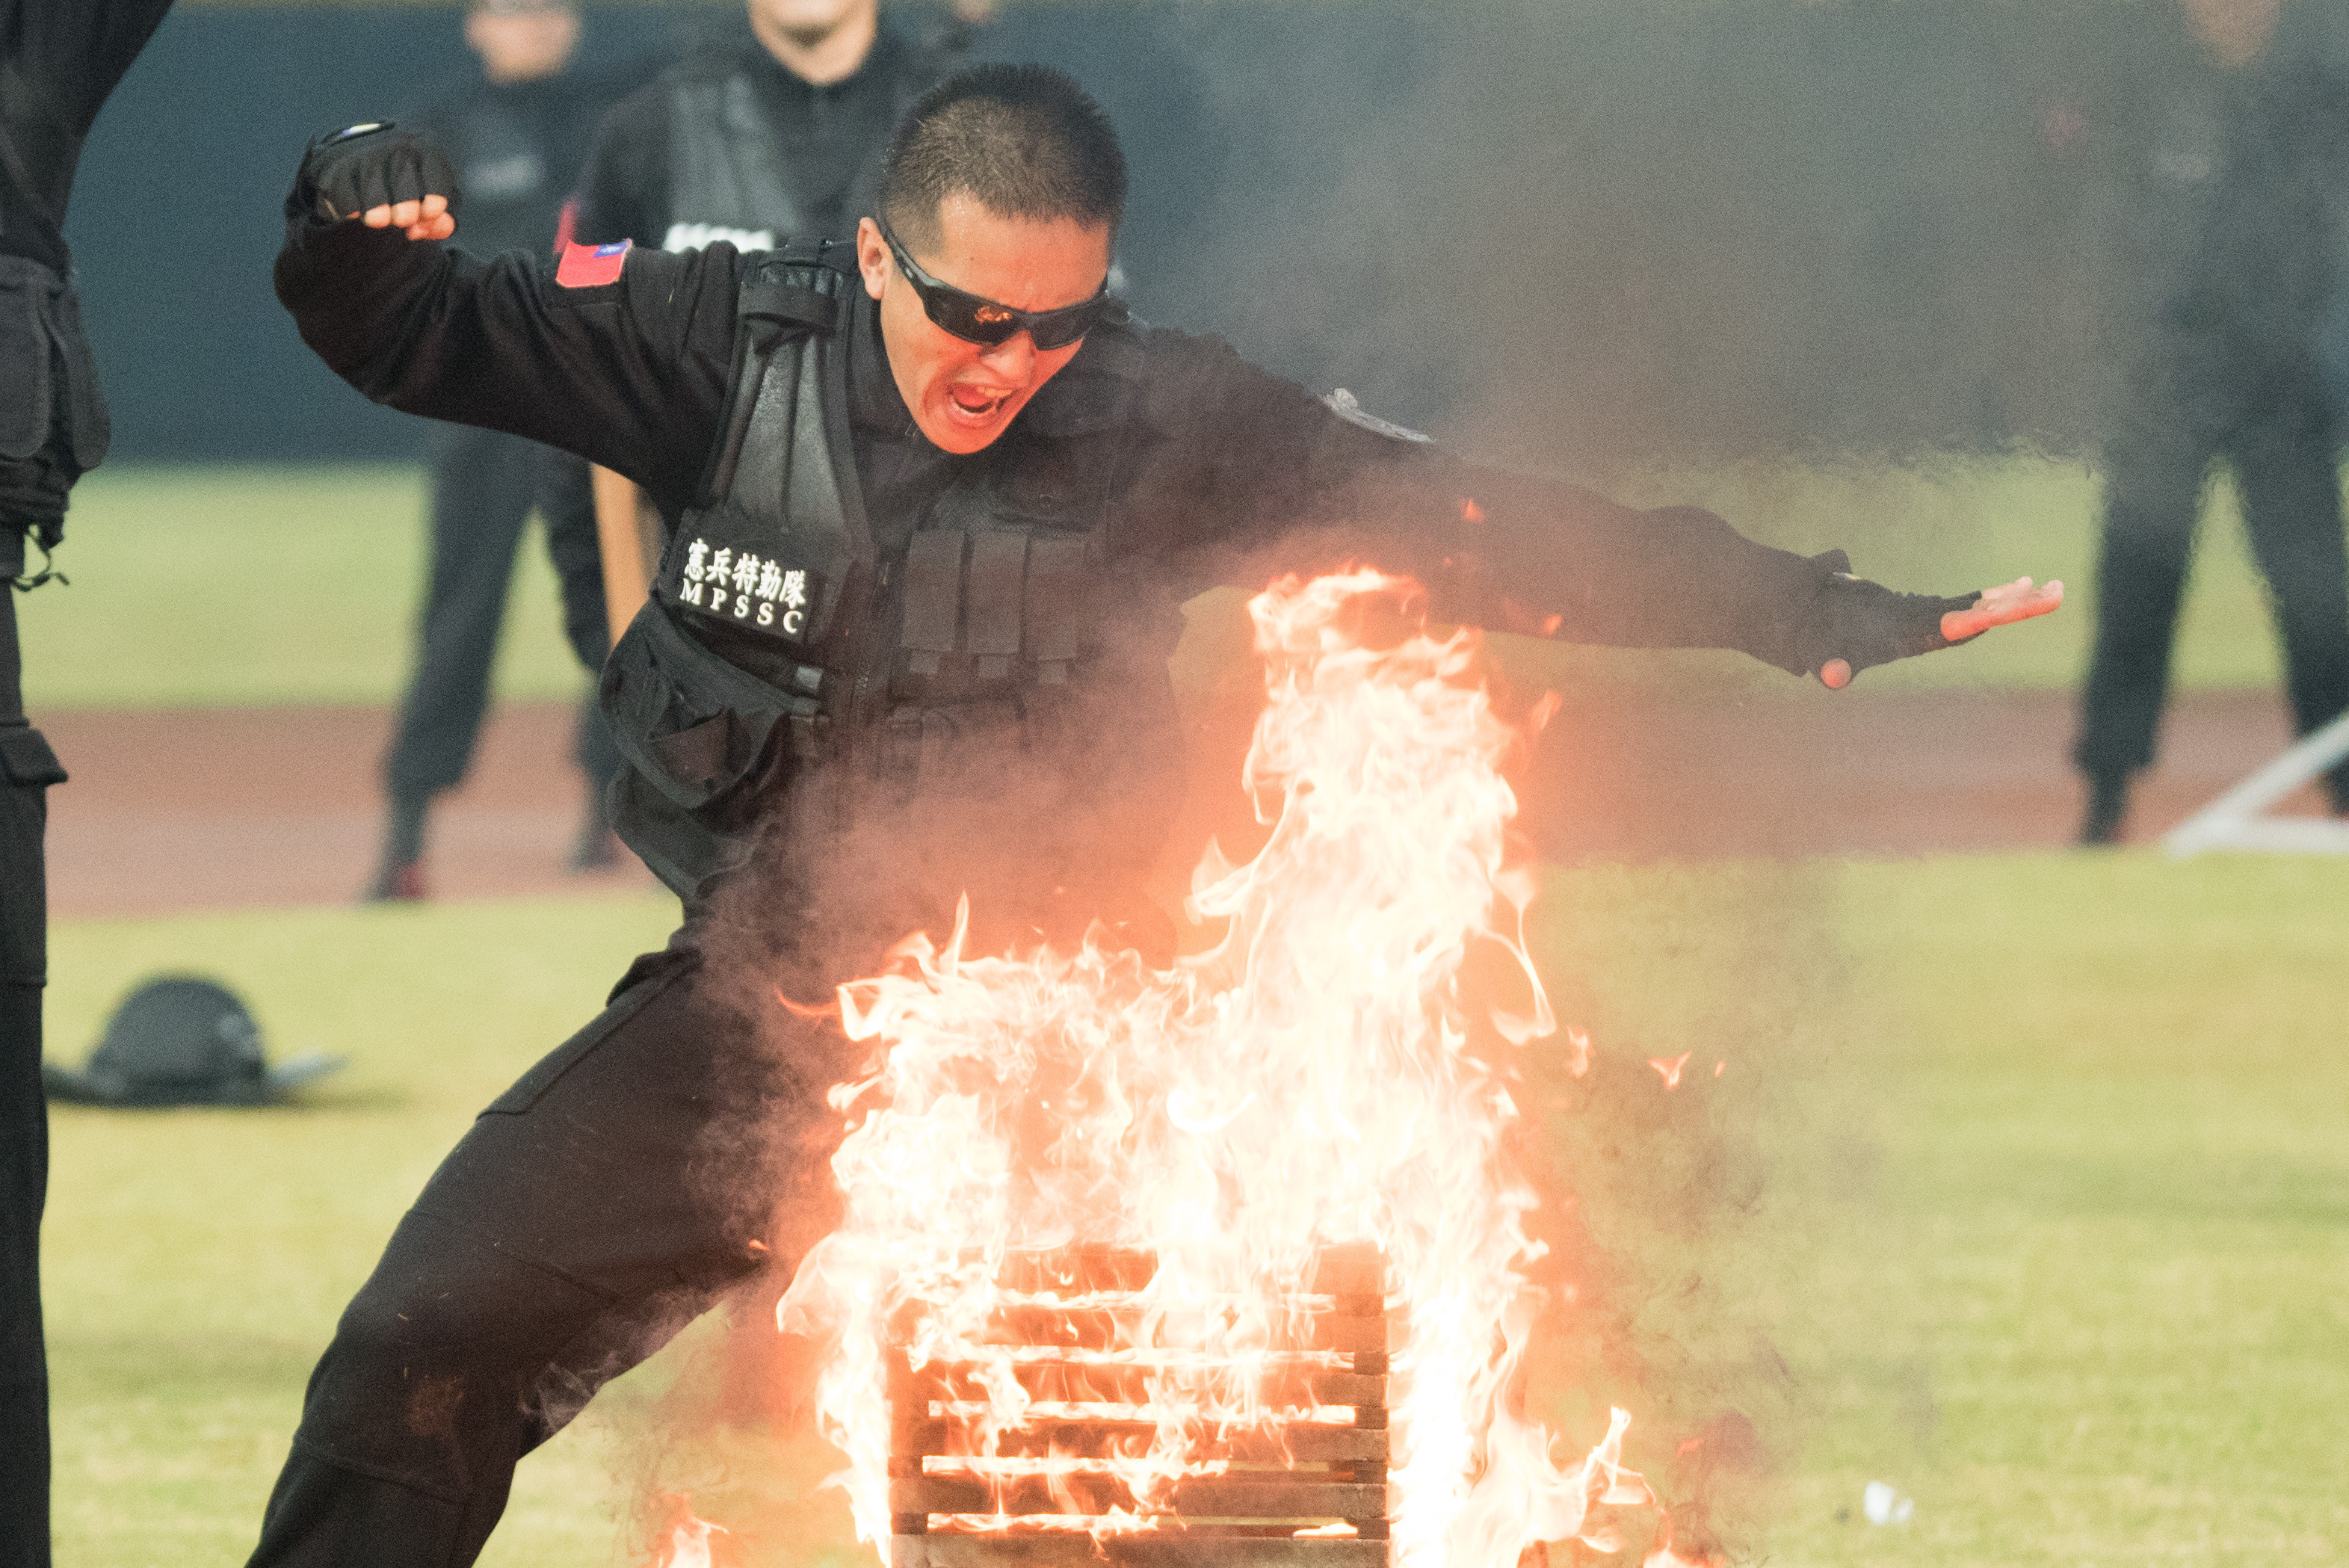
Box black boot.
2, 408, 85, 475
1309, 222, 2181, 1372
2078, 771, 2129, 846
363, 793, 431, 901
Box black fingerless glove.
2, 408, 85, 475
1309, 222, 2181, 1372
289, 122, 461, 227
1787, 549, 1981, 682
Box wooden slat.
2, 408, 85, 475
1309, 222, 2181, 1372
899, 1420, 1387, 1465
1173, 1478, 1386, 1520
1271, 1427, 1388, 1464
975, 1306, 1388, 1355
894, 1532, 1389, 1568
1301, 1371, 1383, 1408
908, 1362, 1384, 1410
982, 1247, 1386, 1301
1306, 1245, 1386, 1299
891, 1478, 1386, 1521
992, 1249, 1158, 1294
892, 1477, 1117, 1517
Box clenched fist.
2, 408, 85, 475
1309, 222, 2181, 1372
300, 123, 460, 241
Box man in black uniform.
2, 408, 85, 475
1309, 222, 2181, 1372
256, 67, 2060, 1566
3, 2, 180, 1563
4, 3, 181, 1558
572, 0, 972, 256
2072, 0, 2349, 842
368, 0, 646, 899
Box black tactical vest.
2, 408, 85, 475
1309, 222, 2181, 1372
599, 245, 1134, 899
664, 68, 809, 252
661, 33, 948, 254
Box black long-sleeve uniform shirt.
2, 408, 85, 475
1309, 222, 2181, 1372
273, 213, 1841, 671
274, 200, 1954, 933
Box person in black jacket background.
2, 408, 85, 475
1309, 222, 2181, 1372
2072, 0, 2349, 842
2, 4, 181, 1559
572, 0, 977, 256
366, 0, 653, 900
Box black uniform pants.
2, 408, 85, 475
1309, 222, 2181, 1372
2077, 340, 2349, 799
247, 931, 854, 1568
1, 576, 57, 1568
384, 429, 620, 805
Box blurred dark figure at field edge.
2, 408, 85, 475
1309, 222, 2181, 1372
1, 4, 182, 1560
367, 0, 649, 901
2071, 0, 2349, 843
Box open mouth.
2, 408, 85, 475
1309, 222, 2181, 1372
946, 383, 1011, 424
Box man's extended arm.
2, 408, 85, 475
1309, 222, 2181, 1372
1126, 328, 2055, 682
271, 128, 738, 508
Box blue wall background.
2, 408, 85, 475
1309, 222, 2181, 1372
58, 0, 2309, 469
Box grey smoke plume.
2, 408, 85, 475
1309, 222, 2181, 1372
1023, 0, 2349, 479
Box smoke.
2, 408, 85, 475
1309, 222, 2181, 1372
552, 4, 2349, 1552
1061, 0, 2349, 489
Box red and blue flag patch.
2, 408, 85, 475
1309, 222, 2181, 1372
556, 239, 630, 289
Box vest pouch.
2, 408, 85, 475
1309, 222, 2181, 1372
602, 601, 825, 818
892, 522, 1094, 700
0, 259, 110, 469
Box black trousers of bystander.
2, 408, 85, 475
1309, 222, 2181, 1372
383, 426, 620, 815
2077, 337, 2349, 815
1, 541, 65, 1568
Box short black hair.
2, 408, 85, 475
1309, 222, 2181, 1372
877, 64, 1127, 251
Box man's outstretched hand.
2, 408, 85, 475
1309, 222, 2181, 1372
301, 123, 458, 241
1816, 574, 2064, 689
1939, 575, 2064, 643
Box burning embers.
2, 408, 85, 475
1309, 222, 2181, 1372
768, 570, 1690, 1568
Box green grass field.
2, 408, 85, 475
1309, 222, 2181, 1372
11, 455, 2303, 712
27, 460, 2347, 1564
41, 855, 2349, 1567
16, 465, 590, 712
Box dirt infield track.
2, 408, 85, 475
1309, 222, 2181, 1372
35, 688, 2333, 919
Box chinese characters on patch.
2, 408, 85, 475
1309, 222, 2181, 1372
677, 537, 809, 634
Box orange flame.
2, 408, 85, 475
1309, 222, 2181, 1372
649, 1497, 731, 1568
779, 570, 1680, 1568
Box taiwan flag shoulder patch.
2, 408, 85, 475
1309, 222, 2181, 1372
556, 239, 630, 289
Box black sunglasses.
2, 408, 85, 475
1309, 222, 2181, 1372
877, 216, 1123, 351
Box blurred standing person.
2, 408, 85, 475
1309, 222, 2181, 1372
2, 1, 180, 1557
571, 0, 984, 256
2074, 0, 2349, 842
368, 0, 644, 900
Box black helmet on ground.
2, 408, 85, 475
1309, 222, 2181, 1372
41, 976, 345, 1108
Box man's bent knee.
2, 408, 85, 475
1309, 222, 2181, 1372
291, 1210, 612, 1502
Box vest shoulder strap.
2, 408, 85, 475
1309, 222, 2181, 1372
691, 244, 857, 507
738, 239, 855, 349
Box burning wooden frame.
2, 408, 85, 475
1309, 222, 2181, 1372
887, 1244, 1392, 1568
